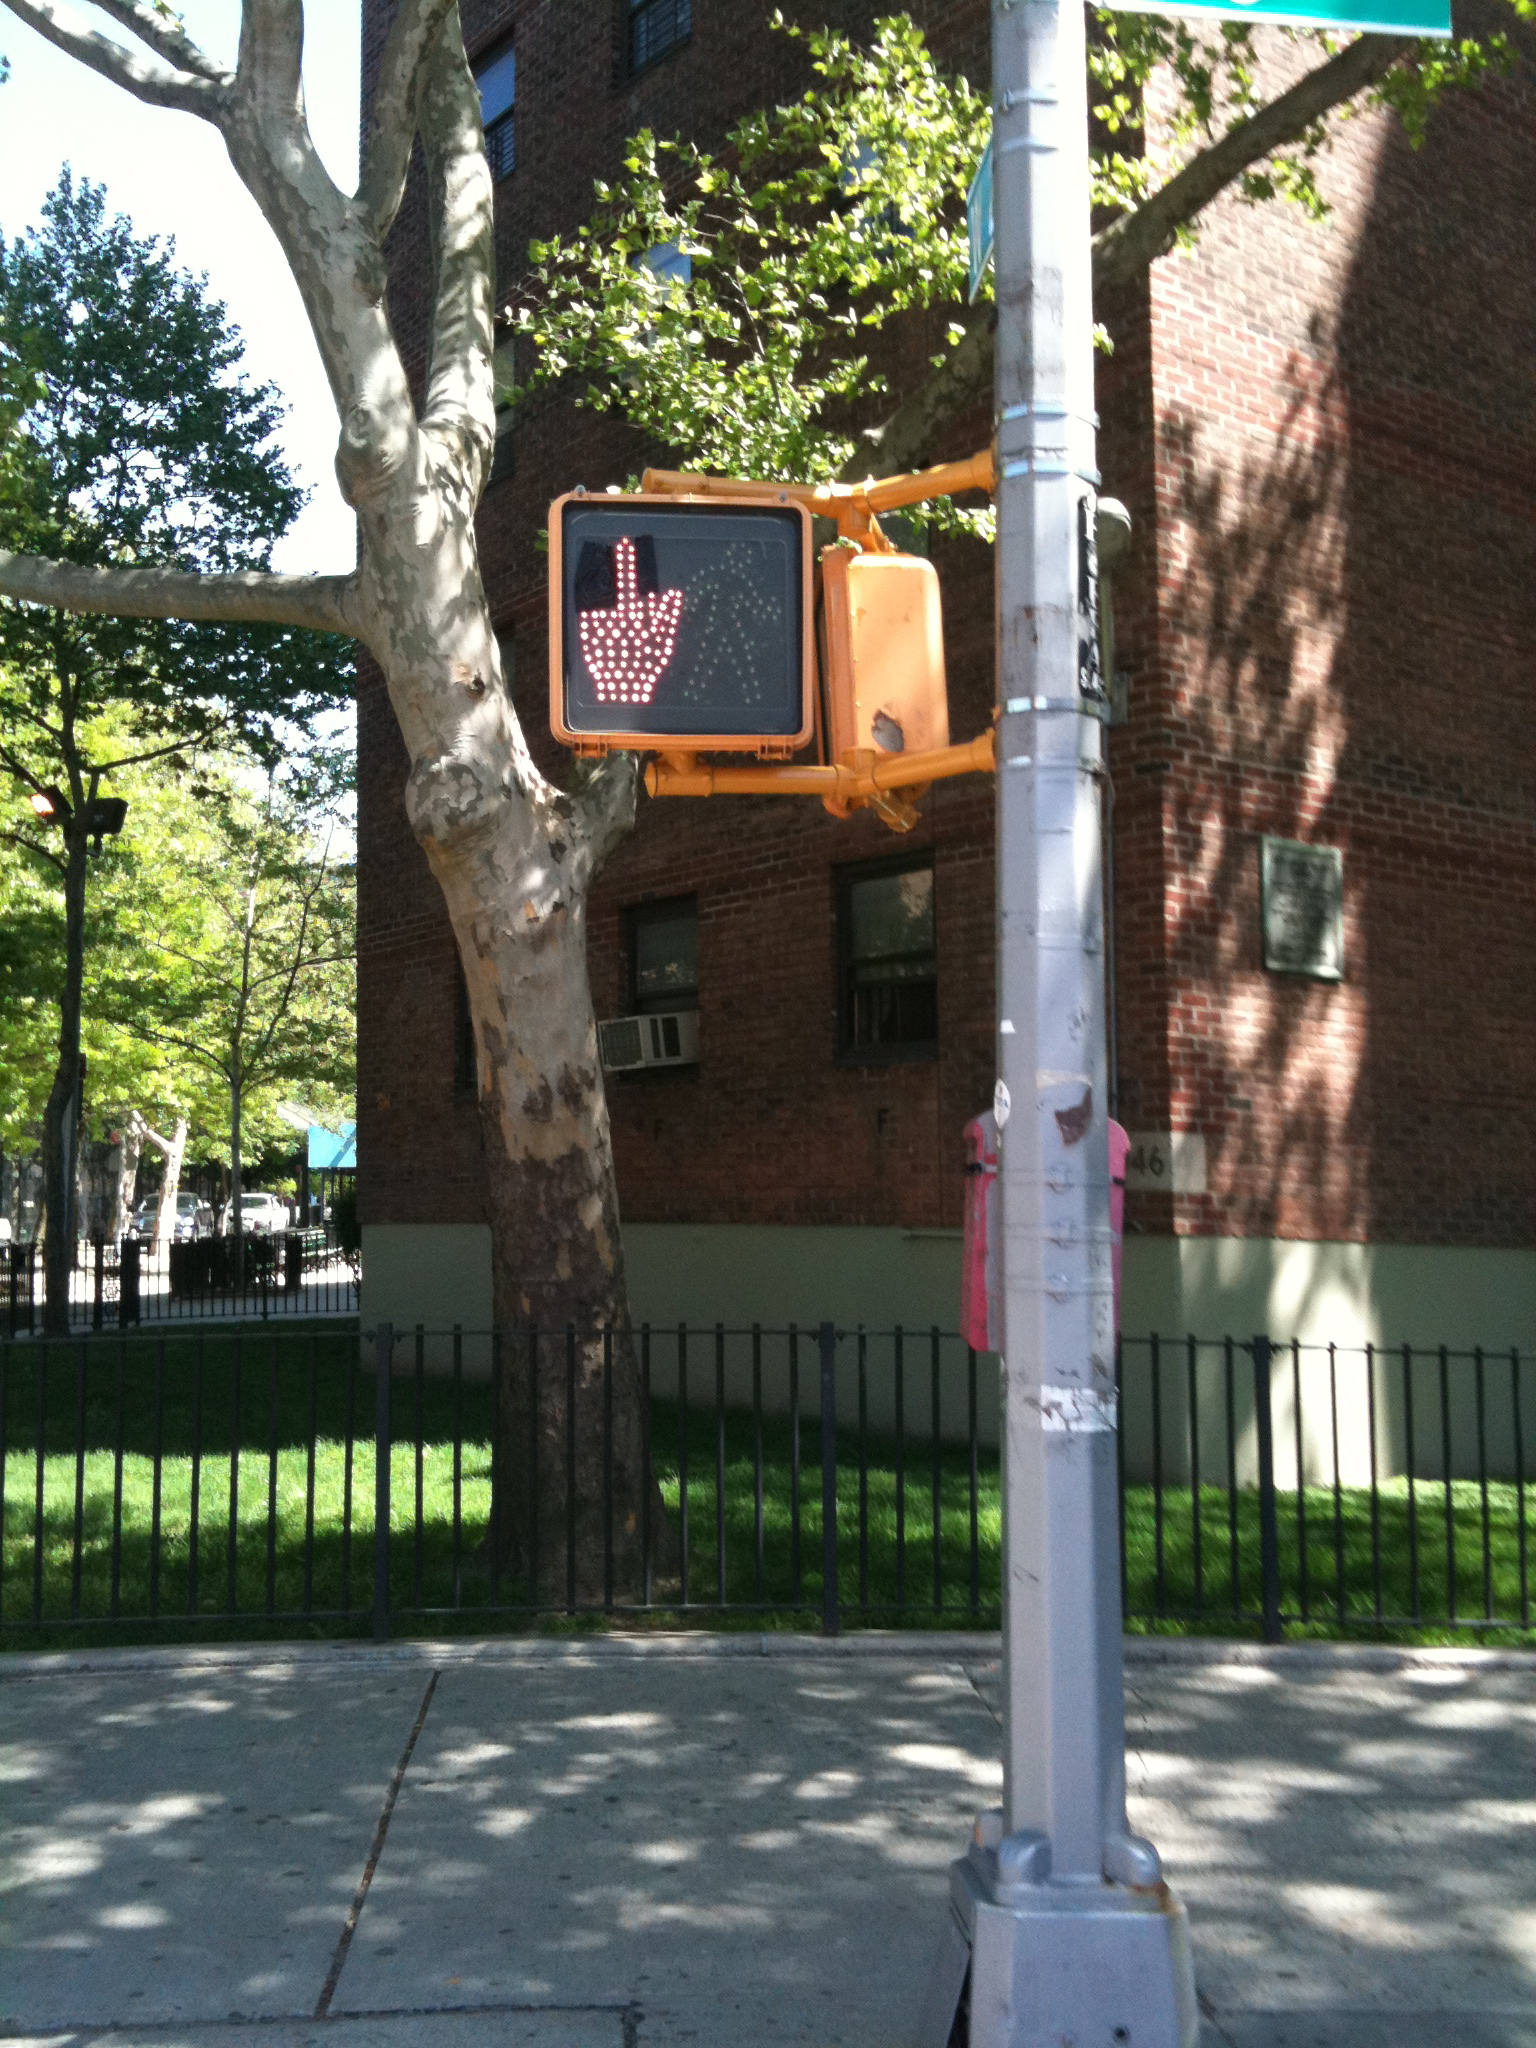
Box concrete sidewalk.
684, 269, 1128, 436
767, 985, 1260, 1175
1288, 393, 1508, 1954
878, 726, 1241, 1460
2, 1635, 1533, 2047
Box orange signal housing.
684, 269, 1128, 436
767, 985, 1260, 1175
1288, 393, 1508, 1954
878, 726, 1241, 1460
818, 549, 950, 767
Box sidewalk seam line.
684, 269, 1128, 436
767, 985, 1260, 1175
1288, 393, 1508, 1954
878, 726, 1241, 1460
314, 1666, 439, 2019
961, 1661, 1002, 1728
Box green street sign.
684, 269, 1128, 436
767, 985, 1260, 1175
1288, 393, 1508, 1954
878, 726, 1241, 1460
968, 136, 994, 304
1102, 0, 1449, 33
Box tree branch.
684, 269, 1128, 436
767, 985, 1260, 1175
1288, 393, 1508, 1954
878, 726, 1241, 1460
0, 697, 67, 746
357, 0, 458, 244
1092, 31, 1415, 294
87, 0, 230, 82
92, 735, 200, 774
0, 0, 227, 117
0, 827, 65, 874
573, 753, 641, 875
0, 548, 360, 635
214, 2, 419, 514
0, 739, 61, 798
849, 303, 996, 480
857, 32, 1414, 478
417, 10, 496, 489
246, 873, 320, 1070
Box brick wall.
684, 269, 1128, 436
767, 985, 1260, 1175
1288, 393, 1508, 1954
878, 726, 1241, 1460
1121, 28, 1536, 1247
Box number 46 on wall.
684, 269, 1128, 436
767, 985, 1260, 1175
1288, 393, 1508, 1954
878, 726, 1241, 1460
1125, 1131, 1208, 1196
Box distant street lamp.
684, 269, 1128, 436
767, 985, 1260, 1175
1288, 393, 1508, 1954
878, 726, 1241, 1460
28, 784, 128, 853
30, 785, 69, 824
23, 776, 130, 1326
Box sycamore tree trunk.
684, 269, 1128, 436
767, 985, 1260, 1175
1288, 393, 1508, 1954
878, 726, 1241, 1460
147, 1115, 190, 1249
423, 785, 652, 1592
114, 1113, 145, 1242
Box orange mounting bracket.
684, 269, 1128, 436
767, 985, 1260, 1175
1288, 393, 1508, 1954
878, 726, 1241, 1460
644, 729, 997, 833
636, 447, 998, 829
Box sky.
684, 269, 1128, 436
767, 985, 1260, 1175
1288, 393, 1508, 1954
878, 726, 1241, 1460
0, 1, 363, 576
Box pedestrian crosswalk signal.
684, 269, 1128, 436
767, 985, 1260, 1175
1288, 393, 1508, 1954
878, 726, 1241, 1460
549, 492, 815, 755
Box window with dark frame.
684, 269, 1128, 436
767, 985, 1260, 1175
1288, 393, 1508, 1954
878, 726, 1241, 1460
628, 896, 698, 1015
489, 338, 515, 485
452, 963, 477, 1094
475, 39, 516, 182
837, 855, 938, 1058
629, 0, 690, 75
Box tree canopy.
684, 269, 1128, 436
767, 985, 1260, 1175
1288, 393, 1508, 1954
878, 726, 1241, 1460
511, 8, 1531, 490
0, 170, 350, 808
0, 726, 355, 1168
94, 748, 356, 1150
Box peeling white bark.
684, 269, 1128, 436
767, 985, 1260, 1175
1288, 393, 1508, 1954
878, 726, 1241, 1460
139, 1114, 190, 1251
113, 1111, 144, 1242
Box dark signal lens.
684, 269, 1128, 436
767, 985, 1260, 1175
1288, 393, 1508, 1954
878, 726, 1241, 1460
561, 500, 804, 738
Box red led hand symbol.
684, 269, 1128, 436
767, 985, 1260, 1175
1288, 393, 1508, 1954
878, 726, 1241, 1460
578, 537, 684, 705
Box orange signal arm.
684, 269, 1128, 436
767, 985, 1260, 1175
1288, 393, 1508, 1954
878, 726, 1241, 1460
639, 448, 995, 546
644, 728, 996, 800
862, 448, 995, 513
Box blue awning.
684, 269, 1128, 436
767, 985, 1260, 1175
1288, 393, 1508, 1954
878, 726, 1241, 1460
307, 1122, 357, 1171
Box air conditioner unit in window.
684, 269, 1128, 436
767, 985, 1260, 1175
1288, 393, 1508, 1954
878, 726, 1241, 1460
598, 1010, 700, 1073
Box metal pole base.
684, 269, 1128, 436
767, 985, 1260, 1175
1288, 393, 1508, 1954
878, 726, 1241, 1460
917, 1829, 1199, 2048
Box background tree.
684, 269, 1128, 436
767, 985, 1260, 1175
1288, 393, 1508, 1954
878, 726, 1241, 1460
0, 58, 40, 516
0, 0, 1522, 1583
0, 172, 348, 1328
93, 751, 355, 1283
0, 701, 196, 1238
0, 720, 356, 1245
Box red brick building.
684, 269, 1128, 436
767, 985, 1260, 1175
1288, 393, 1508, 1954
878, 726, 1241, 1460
358, 0, 1536, 1354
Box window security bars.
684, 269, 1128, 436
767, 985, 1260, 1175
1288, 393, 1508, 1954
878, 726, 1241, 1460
629, 0, 690, 74
0, 1326, 1528, 1642
485, 111, 515, 183
837, 854, 939, 1057
628, 894, 699, 1015
2, 1229, 357, 1335
475, 39, 516, 181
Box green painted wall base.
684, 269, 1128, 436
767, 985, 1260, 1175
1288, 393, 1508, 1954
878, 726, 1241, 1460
358, 1222, 1534, 1476
360, 1221, 1535, 1354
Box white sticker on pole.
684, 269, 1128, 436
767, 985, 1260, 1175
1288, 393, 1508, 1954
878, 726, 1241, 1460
993, 1079, 1011, 1130
1038, 1384, 1118, 1434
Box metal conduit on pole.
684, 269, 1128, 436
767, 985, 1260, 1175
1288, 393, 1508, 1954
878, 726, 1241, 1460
918, 3, 1198, 2041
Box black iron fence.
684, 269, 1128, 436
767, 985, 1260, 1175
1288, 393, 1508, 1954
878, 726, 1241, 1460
0, 1322, 1529, 1642
1122, 1332, 1533, 1641
1, 1228, 357, 1335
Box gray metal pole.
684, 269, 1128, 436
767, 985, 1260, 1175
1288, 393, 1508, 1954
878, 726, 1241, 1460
917, 4, 1198, 2041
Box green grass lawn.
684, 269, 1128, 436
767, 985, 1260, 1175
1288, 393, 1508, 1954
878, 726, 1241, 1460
2, 1329, 1532, 1650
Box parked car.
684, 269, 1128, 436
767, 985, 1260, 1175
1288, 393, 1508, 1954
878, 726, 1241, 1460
128, 1193, 215, 1243
221, 1191, 290, 1237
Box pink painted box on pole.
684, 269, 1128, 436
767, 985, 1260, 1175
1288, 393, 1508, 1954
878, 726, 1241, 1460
961, 1114, 1129, 1352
